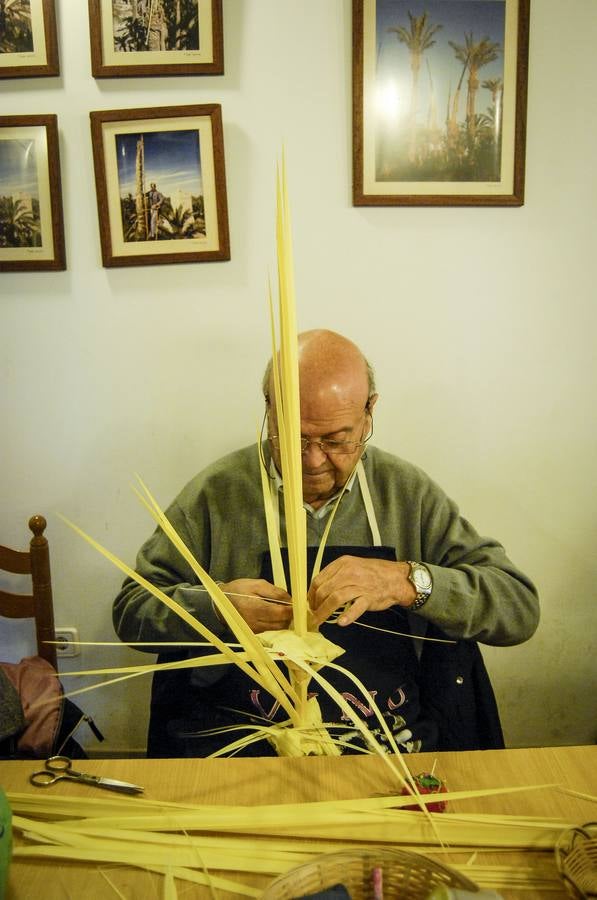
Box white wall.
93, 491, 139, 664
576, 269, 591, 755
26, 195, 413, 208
2, 1, 596, 754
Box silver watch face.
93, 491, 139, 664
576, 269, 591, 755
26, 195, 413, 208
413, 565, 432, 591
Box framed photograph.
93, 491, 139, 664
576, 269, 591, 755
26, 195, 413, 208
88, 0, 223, 77
89, 104, 230, 268
0, 0, 59, 78
353, 0, 530, 206
0, 115, 66, 272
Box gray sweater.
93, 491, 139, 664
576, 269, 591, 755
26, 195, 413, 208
113, 443, 539, 649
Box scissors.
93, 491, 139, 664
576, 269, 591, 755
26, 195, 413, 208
30, 755, 144, 795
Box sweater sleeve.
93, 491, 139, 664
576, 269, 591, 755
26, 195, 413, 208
112, 494, 227, 650
416, 481, 539, 647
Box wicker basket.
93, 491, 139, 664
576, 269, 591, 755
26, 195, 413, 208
555, 822, 597, 899
262, 848, 480, 899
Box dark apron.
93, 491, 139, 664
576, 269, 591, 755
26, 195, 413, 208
156, 545, 441, 757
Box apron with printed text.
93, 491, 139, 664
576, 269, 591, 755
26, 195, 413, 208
164, 463, 440, 756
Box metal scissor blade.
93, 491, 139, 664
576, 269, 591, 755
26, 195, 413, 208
95, 777, 144, 794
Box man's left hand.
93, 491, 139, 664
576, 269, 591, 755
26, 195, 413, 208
307, 556, 417, 627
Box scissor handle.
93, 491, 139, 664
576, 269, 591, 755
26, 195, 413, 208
45, 755, 73, 773
30, 769, 62, 787
29, 755, 78, 788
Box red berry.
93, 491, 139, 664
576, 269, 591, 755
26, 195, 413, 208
401, 772, 447, 812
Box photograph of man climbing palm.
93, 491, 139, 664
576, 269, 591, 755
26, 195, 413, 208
115, 129, 205, 243
89, 105, 229, 266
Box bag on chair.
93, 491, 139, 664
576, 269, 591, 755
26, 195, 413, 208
0, 655, 103, 759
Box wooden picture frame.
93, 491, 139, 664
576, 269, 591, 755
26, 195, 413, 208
88, 0, 224, 77
0, 115, 66, 272
89, 104, 230, 268
0, 0, 59, 78
353, 0, 530, 206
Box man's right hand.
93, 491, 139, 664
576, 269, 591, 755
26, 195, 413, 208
218, 579, 292, 633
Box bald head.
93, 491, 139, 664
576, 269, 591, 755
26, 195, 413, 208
296, 330, 372, 418
262, 329, 376, 407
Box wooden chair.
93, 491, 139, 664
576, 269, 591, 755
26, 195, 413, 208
0, 516, 57, 669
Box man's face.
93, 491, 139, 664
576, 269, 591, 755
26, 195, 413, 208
268, 390, 375, 509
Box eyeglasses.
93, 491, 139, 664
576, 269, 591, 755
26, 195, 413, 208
266, 408, 373, 457
269, 434, 371, 456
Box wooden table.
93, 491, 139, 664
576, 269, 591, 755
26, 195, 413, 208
1, 745, 595, 899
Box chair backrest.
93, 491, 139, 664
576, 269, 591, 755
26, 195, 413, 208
0, 516, 57, 669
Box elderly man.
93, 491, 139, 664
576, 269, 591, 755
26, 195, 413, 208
114, 330, 539, 757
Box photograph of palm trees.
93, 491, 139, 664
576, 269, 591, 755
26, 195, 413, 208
111, 0, 199, 53
375, 0, 506, 182
89, 0, 222, 76
0, 116, 65, 271
0, 0, 58, 77
354, 0, 529, 205
116, 129, 206, 243
0, 137, 41, 249
0, 0, 34, 54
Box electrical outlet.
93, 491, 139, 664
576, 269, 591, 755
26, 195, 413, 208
54, 627, 80, 658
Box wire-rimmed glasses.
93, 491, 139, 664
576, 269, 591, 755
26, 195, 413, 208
264, 404, 374, 457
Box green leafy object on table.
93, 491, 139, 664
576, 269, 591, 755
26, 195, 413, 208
401, 772, 447, 813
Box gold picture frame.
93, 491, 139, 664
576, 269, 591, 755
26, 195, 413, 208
89, 104, 230, 268
0, 114, 66, 272
88, 0, 224, 77
0, 0, 59, 79
353, 0, 530, 206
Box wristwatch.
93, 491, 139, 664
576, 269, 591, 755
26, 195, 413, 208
407, 561, 433, 611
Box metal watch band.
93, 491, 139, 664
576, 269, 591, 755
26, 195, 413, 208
410, 592, 429, 611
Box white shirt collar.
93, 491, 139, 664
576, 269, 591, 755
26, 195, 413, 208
268, 458, 358, 519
